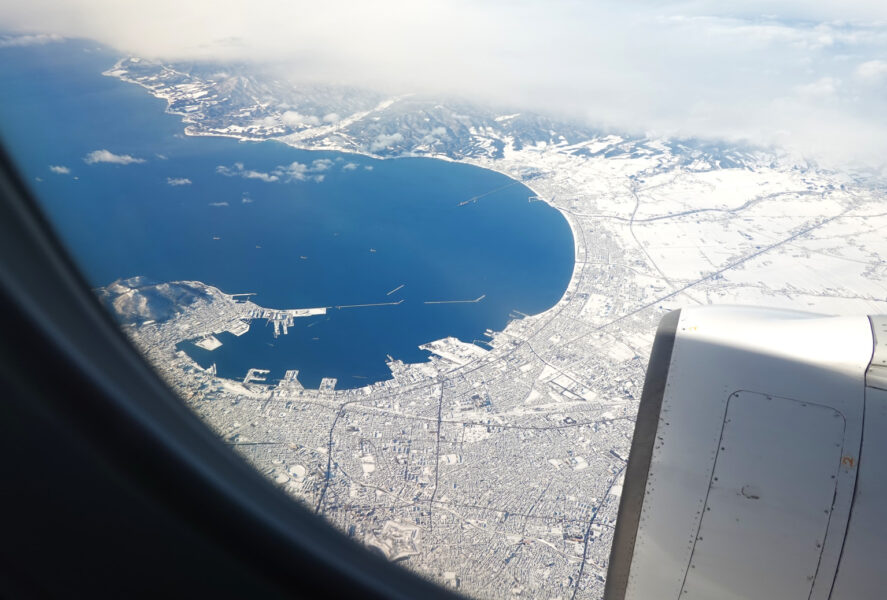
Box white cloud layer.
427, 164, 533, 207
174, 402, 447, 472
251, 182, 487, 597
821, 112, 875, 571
216, 162, 278, 182
166, 177, 192, 186
83, 149, 146, 165
281, 111, 320, 127
4, 1, 887, 167
216, 159, 329, 183
49, 164, 70, 174
0, 33, 62, 48
370, 133, 403, 152
855, 60, 887, 83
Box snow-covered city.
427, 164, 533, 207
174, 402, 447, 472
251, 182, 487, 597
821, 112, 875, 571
101, 57, 887, 599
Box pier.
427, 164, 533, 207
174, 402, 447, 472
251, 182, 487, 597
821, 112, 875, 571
195, 335, 222, 351
457, 181, 520, 206
335, 299, 404, 309
386, 284, 405, 296
243, 368, 270, 385
424, 294, 486, 305
246, 306, 328, 338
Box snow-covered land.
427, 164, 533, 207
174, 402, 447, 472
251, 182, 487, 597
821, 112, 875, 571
107, 57, 887, 599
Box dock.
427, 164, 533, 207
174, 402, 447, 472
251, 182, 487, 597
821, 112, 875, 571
386, 284, 405, 296
243, 368, 270, 385
247, 306, 328, 338
195, 335, 222, 351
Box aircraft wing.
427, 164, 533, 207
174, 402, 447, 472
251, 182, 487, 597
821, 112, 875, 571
606, 307, 887, 600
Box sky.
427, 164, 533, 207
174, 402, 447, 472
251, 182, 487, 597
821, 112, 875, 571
2, 1, 886, 168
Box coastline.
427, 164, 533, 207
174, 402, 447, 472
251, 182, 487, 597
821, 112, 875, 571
190, 131, 582, 325
209, 131, 583, 368
91, 54, 887, 598
103, 68, 580, 391
105, 59, 582, 382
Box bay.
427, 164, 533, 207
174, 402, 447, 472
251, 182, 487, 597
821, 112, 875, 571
0, 38, 574, 388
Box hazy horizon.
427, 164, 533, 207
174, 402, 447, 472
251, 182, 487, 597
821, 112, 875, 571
2, 1, 887, 170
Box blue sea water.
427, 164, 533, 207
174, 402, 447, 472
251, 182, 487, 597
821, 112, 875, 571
0, 38, 574, 389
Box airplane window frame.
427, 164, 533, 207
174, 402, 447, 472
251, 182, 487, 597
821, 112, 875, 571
0, 141, 462, 598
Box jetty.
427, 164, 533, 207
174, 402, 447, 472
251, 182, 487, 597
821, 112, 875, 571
335, 299, 404, 309
424, 294, 486, 305
457, 181, 520, 206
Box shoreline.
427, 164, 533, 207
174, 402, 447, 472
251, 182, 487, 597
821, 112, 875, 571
185, 129, 582, 324
103, 62, 582, 389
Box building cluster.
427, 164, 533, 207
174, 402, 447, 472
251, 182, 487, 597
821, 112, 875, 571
116, 82, 887, 598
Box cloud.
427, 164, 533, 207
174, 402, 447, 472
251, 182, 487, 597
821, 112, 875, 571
370, 132, 404, 152
855, 60, 887, 84
83, 149, 146, 165
166, 176, 192, 186
252, 115, 279, 128
216, 162, 279, 182
274, 161, 327, 182
49, 165, 70, 174
0, 33, 62, 48
216, 160, 328, 183
4, 2, 887, 166
795, 77, 840, 98
342, 162, 358, 171
275, 161, 307, 181
208, 201, 229, 207
420, 126, 449, 145
281, 110, 320, 127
